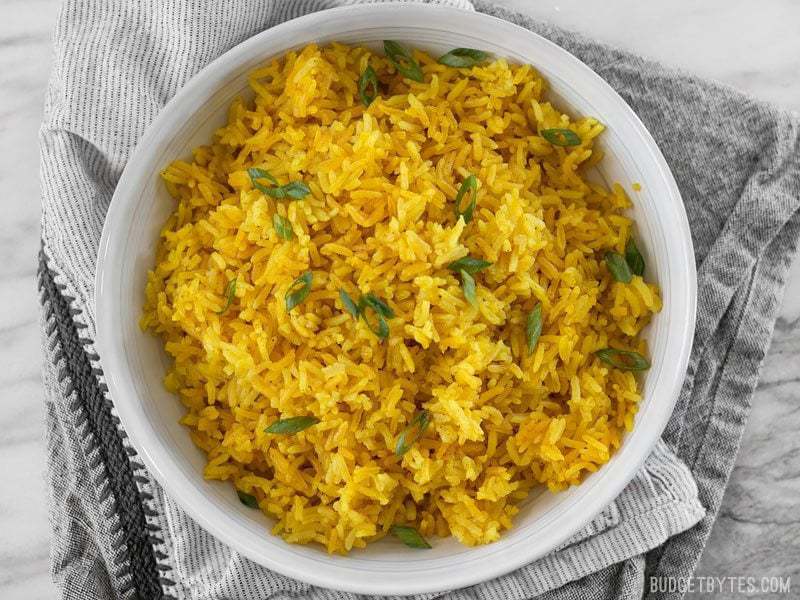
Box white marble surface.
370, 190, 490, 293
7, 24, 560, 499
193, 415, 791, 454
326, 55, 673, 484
1, 1, 798, 598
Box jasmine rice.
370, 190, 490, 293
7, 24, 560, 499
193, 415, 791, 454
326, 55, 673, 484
141, 42, 662, 553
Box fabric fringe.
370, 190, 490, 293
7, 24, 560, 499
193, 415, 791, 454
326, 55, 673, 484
38, 245, 176, 600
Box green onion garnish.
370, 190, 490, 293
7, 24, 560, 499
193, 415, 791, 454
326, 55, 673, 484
357, 293, 393, 340
358, 64, 380, 106
438, 48, 489, 68
447, 256, 492, 275
268, 181, 310, 200
395, 410, 431, 456
454, 174, 478, 223
391, 524, 432, 549
541, 128, 582, 147
361, 307, 389, 339
604, 251, 633, 283
340, 290, 393, 337
264, 416, 320, 434
449, 257, 488, 306
526, 303, 543, 355
383, 40, 424, 83
339, 289, 360, 319
248, 167, 310, 200
247, 167, 277, 185
285, 271, 312, 312
237, 490, 259, 508
273, 213, 294, 240
460, 269, 477, 306
216, 278, 237, 315
625, 238, 645, 277
595, 348, 650, 371
359, 293, 395, 319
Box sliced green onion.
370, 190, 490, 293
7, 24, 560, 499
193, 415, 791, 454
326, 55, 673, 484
248, 167, 278, 196
526, 303, 543, 355
247, 167, 277, 185
237, 490, 259, 509
391, 524, 432, 549
383, 40, 424, 82
266, 181, 311, 200
359, 293, 395, 319
273, 213, 294, 240
454, 174, 478, 223
361, 306, 389, 340
449, 257, 488, 306
541, 128, 582, 147
265, 416, 320, 434
340, 290, 394, 336
248, 168, 310, 200
358, 64, 380, 106
438, 48, 489, 68
339, 289, 360, 319
358, 294, 392, 340
595, 348, 650, 371
216, 278, 237, 315
625, 238, 645, 277
395, 410, 431, 456
447, 256, 492, 275
604, 251, 633, 283
460, 269, 477, 306
285, 271, 312, 312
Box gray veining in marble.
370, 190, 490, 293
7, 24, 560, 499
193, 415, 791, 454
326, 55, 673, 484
0, 1, 798, 598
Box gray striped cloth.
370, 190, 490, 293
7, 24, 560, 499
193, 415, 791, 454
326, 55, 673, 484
38, 0, 800, 599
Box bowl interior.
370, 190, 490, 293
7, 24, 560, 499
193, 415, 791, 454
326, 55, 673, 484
96, 5, 695, 595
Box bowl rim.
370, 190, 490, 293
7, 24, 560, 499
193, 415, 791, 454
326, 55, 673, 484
95, 3, 697, 595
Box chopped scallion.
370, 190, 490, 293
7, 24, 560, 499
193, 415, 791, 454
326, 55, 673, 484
247, 167, 277, 185
357, 293, 393, 340
273, 213, 294, 240
358, 64, 380, 106
383, 40, 424, 82
460, 269, 477, 306
395, 410, 431, 456
541, 128, 582, 147
604, 251, 633, 283
285, 271, 312, 312
340, 290, 394, 338
216, 278, 237, 315
526, 303, 543, 355
625, 238, 645, 277
438, 48, 489, 68
447, 256, 492, 275
391, 524, 432, 549
454, 174, 478, 223
595, 348, 650, 371
237, 490, 259, 508
268, 181, 311, 200
248, 167, 310, 200
264, 416, 320, 434
359, 293, 395, 319
339, 289, 360, 319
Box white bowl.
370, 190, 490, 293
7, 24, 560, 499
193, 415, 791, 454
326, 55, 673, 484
96, 4, 696, 596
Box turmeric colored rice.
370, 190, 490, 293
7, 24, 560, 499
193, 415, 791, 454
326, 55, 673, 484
141, 42, 662, 553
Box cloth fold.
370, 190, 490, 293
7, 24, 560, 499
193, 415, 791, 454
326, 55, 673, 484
38, 1, 800, 599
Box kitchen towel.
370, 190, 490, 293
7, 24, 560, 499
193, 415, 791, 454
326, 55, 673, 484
37, 1, 800, 599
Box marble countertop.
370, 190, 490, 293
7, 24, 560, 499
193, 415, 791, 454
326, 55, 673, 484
1, 1, 798, 598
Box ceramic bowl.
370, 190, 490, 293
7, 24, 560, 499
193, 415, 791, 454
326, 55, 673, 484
96, 4, 696, 595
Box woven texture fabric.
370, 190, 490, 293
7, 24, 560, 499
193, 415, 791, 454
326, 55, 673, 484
38, 1, 800, 599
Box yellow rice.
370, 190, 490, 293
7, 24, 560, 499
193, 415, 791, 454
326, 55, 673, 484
141, 43, 662, 553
